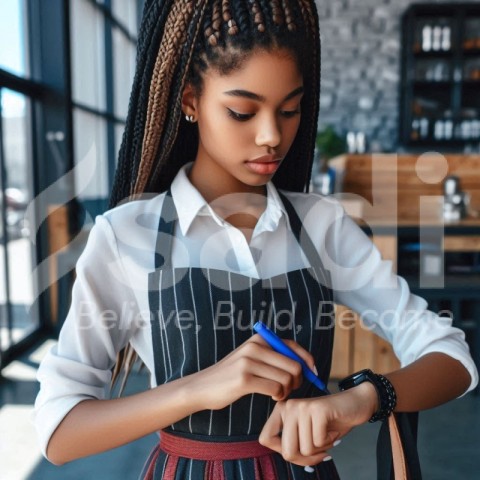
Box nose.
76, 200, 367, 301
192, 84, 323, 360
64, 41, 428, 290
255, 113, 281, 149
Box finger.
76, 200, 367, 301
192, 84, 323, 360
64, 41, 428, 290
312, 413, 339, 449
259, 404, 284, 453
281, 406, 300, 462
290, 451, 334, 468
250, 334, 313, 373
244, 371, 306, 401
298, 412, 316, 457
238, 356, 303, 399
240, 341, 304, 391
282, 339, 316, 372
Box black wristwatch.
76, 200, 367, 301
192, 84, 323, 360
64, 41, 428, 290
338, 369, 397, 423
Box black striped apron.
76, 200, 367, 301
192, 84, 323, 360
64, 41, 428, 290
140, 190, 340, 479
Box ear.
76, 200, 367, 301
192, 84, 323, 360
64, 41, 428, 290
181, 82, 198, 117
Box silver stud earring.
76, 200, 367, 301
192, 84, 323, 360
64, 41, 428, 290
185, 114, 195, 123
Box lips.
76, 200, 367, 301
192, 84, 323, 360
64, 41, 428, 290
245, 155, 282, 175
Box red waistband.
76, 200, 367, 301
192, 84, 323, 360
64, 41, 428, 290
159, 430, 275, 461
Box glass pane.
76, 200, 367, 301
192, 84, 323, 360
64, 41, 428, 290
113, 28, 136, 119
0, 89, 36, 351
111, 0, 138, 36
70, 0, 106, 110
73, 109, 109, 199
0, 0, 29, 77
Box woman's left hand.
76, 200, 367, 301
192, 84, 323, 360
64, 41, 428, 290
258, 383, 379, 467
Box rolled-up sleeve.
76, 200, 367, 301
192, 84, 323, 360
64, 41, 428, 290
326, 206, 479, 394
33, 215, 140, 459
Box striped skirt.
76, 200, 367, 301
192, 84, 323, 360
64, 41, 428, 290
139, 430, 341, 480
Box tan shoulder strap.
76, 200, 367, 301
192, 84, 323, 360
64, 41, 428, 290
389, 414, 409, 480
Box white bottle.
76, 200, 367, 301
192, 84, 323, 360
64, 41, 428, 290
356, 132, 366, 154
444, 120, 453, 139
434, 120, 444, 140
441, 26, 451, 51
422, 25, 432, 52
420, 118, 429, 138
432, 26, 442, 51
346, 132, 357, 153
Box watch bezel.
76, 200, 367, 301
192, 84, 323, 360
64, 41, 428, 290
338, 368, 375, 391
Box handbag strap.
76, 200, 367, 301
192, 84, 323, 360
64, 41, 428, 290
377, 412, 422, 480
389, 414, 408, 479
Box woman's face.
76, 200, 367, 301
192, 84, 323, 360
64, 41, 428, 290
184, 48, 304, 195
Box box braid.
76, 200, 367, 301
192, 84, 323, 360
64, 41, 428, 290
109, 0, 322, 395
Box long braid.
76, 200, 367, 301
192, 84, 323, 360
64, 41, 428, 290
147, 2, 210, 193
251, 0, 266, 33
271, 0, 286, 27
230, 0, 251, 34
297, 0, 321, 190
135, 1, 196, 193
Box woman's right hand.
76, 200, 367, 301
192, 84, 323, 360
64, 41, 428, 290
187, 334, 316, 411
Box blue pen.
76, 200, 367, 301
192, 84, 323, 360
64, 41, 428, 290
253, 321, 330, 395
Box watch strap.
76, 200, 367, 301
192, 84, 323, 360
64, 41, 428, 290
338, 369, 397, 423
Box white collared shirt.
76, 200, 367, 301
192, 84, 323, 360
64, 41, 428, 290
33, 162, 479, 459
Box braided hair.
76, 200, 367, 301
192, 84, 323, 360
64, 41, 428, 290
109, 0, 322, 394
109, 0, 321, 207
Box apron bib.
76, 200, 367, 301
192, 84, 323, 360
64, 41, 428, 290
141, 190, 340, 479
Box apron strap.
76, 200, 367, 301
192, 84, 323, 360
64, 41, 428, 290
153, 189, 177, 269
278, 191, 332, 296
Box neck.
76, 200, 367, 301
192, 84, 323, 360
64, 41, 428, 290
188, 161, 269, 234
188, 164, 267, 204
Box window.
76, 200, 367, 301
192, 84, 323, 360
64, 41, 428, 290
112, 27, 136, 119
73, 108, 109, 200
0, 0, 29, 77
70, 0, 138, 215
0, 89, 37, 351
111, 0, 139, 37
70, 0, 106, 110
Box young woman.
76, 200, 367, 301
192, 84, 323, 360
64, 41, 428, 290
34, 1, 477, 478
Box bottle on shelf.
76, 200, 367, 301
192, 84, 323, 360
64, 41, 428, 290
420, 118, 429, 138
441, 26, 451, 51
432, 26, 442, 51
434, 120, 445, 140
422, 25, 432, 52
346, 131, 367, 153
444, 119, 453, 140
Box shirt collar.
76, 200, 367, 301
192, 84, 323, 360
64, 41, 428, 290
170, 162, 291, 236
170, 162, 209, 235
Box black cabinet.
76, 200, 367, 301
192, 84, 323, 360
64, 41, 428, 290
400, 3, 480, 150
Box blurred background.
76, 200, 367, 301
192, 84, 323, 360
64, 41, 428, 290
0, 0, 479, 479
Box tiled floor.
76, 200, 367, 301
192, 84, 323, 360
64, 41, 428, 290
1, 338, 479, 479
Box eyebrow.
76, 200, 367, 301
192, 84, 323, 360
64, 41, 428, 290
222, 85, 304, 102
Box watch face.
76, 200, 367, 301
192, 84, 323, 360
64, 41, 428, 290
353, 369, 372, 383
339, 369, 373, 390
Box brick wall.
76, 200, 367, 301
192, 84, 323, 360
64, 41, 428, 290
316, 0, 479, 153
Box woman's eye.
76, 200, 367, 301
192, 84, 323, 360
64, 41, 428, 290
227, 109, 254, 122
226, 108, 301, 122
281, 109, 301, 118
